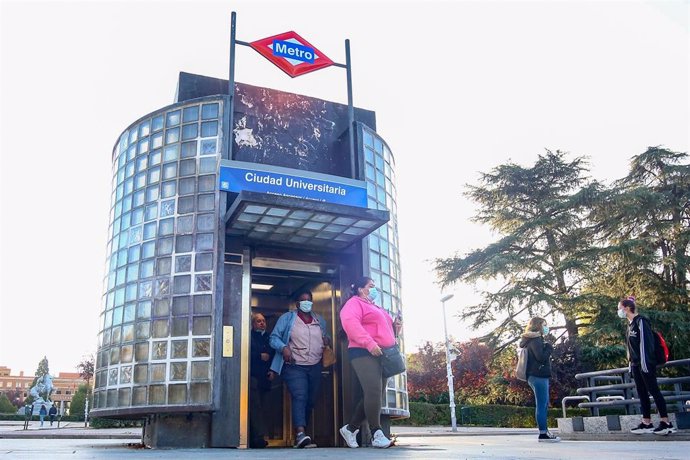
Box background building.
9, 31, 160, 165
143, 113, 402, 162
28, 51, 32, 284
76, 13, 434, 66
0, 366, 84, 411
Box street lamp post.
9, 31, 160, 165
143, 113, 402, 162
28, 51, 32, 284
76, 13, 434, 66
440, 293, 457, 432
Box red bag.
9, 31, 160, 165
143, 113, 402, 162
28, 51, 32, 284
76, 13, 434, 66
654, 331, 669, 364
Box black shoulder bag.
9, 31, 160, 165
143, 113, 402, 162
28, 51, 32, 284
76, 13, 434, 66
380, 312, 406, 378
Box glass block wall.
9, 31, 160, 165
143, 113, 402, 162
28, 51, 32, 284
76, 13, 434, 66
359, 124, 409, 416
94, 98, 223, 412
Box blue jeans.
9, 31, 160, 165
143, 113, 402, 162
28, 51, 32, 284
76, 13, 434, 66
282, 363, 323, 429
527, 375, 549, 433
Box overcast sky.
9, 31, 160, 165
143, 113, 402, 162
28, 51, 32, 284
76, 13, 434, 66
1, 0, 687, 375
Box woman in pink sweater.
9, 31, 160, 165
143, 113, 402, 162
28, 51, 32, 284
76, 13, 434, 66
338, 276, 402, 449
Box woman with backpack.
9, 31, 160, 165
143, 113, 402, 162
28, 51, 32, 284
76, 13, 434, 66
618, 296, 677, 435
519, 317, 560, 442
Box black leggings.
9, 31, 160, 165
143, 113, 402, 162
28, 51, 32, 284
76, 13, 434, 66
349, 355, 388, 431
631, 364, 668, 418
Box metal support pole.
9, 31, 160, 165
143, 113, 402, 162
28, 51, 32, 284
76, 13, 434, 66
345, 39, 356, 179
227, 12, 237, 161
441, 294, 457, 431
84, 396, 89, 427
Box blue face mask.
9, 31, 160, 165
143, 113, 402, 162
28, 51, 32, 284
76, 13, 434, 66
367, 287, 379, 302
617, 308, 626, 319
542, 325, 549, 335
298, 300, 313, 313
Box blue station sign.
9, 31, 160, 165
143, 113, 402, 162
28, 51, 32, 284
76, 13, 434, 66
219, 160, 368, 208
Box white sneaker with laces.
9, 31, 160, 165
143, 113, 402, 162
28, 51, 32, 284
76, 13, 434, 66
372, 429, 392, 448
339, 424, 359, 448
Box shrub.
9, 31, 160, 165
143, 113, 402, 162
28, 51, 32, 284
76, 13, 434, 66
392, 402, 590, 427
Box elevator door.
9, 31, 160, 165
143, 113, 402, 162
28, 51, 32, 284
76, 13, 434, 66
249, 268, 338, 447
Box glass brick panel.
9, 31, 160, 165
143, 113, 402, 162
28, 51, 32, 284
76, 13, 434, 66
181, 141, 197, 158
193, 339, 210, 357
152, 319, 169, 338
135, 342, 149, 362
171, 317, 188, 337
172, 340, 188, 358
201, 103, 218, 119
193, 295, 212, 314
175, 235, 193, 253
178, 177, 195, 195
191, 362, 209, 380
150, 363, 166, 382
192, 316, 211, 335
120, 365, 132, 383
195, 253, 213, 271
153, 298, 170, 317
170, 362, 187, 381
177, 215, 194, 234
107, 389, 117, 407
152, 341, 167, 360
172, 296, 190, 315
180, 159, 196, 176
196, 233, 213, 251
190, 382, 211, 404
135, 321, 150, 339
149, 385, 166, 404
174, 275, 191, 294
157, 257, 172, 276
178, 196, 195, 214
175, 255, 192, 273
134, 364, 148, 384
168, 384, 187, 404
132, 386, 147, 406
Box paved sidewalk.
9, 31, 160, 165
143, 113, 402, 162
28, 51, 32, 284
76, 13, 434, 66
0, 421, 535, 440
0, 421, 141, 439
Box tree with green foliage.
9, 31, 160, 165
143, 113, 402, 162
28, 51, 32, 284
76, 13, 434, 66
435, 150, 599, 351
69, 384, 92, 419
580, 147, 690, 363
0, 393, 17, 413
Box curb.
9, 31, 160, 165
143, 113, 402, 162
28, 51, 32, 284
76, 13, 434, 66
393, 430, 536, 437
0, 433, 141, 439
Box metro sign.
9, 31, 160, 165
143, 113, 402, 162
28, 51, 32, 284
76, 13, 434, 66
249, 31, 334, 78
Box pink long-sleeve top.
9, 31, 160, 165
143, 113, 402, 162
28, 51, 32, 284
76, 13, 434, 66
340, 296, 396, 352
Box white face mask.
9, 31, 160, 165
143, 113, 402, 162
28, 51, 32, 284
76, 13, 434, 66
298, 300, 313, 313
617, 308, 627, 319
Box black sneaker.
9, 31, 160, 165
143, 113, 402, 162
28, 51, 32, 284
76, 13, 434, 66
653, 421, 677, 436
630, 422, 654, 434
294, 432, 311, 448
537, 432, 561, 443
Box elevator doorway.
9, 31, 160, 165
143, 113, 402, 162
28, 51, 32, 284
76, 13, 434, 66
248, 263, 339, 448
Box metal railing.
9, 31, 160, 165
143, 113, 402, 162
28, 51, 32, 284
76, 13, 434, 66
564, 358, 690, 416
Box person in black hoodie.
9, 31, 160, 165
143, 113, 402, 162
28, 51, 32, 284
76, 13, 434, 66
618, 296, 677, 435
519, 317, 560, 442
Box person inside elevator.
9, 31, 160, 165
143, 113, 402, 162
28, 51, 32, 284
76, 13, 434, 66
339, 276, 403, 449
269, 290, 331, 448
250, 312, 274, 448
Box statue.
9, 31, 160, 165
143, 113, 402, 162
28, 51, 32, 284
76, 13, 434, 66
29, 374, 54, 410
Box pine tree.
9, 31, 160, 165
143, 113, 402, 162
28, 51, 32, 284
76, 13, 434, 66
434, 150, 599, 350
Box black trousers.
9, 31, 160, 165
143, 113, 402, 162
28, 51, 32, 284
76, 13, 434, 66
631, 364, 668, 418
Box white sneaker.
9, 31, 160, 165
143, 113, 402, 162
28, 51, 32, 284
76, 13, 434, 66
339, 424, 359, 448
372, 429, 392, 448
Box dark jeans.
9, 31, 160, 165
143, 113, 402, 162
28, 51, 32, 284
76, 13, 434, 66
527, 375, 549, 433
631, 364, 668, 418
282, 362, 323, 429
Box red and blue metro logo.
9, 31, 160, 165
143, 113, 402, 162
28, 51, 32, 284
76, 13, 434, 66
249, 31, 334, 78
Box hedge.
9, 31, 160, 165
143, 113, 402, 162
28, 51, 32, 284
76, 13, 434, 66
0, 413, 142, 428
393, 402, 596, 427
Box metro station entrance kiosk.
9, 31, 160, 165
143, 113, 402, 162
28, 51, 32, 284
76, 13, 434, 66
92, 14, 408, 448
